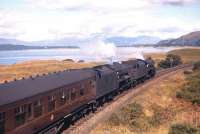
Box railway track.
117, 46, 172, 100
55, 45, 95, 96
62, 64, 192, 134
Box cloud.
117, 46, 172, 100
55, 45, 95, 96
25, 0, 152, 11
150, 0, 197, 6
0, 0, 199, 41
25, 0, 197, 11
158, 27, 185, 33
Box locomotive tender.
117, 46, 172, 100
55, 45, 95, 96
0, 59, 155, 134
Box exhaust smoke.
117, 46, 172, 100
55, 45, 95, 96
79, 39, 145, 63
80, 39, 116, 62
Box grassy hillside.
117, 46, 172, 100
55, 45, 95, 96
145, 48, 200, 65
168, 48, 200, 63
0, 60, 99, 84
91, 70, 200, 134
144, 53, 166, 64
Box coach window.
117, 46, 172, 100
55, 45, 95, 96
65, 91, 69, 102
80, 85, 84, 96
15, 105, 26, 126
91, 80, 95, 88
60, 90, 70, 105
48, 95, 55, 112
71, 89, 76, 101
33, 99, 43, 118
60, 90, 66, 105
0, 112, 5, 134
89, 80, 92, 85
27, 104, 32, 119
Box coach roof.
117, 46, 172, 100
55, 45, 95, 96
0, 69, 95, 106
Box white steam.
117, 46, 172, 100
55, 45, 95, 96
79, 39, 145, 62
80, 39, 116, 62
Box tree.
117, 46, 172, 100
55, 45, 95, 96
158, 54, 182, 68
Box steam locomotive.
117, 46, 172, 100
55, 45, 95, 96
0, 58, 155, 134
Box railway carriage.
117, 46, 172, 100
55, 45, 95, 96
0, 59, 155, 134
0, 69, 96, 134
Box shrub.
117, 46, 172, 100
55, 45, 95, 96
108, 113, 121, 126
184, 70, 193, 75
108, 102, 144, 128
193, 61, 200, 71
126, 102, 143, 126
158, 54, 182, 68
169, 123, 197, 134
118, 102, 147, 130
148, 104, 165, 127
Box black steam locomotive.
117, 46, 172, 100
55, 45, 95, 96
0, 58, 155, 134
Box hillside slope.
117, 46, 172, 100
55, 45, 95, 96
91, 70, 200, 134
157, 31, 200, 46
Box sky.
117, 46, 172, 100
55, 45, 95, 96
0, 0, 200, 41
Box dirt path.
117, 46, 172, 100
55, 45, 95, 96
63, 65, 192, 134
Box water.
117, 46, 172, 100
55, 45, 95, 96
0, 47, 181, 65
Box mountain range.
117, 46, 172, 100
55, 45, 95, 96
0, 35, 161, 47
157, 31, 200, 46
105, 36, 161, 46
0, 31, 200, 51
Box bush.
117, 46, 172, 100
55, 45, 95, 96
108, 102, 144, 127
147, 104, 174, 127
122, 102, 143, 126
148, 105, 164, 127
158, 54, 182, 68
108, 113, 121, 126
184, 70, 193, 75
193, 61, 200, 71
169, 123, 197, 134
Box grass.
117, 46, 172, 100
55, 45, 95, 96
176, 67, 200, 105
144, 53, 166, 67
91, 70, 200, 134
168, 49, 200, 63
0, 60, 99, 83
145, 48, 200, 65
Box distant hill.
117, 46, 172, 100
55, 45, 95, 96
106, 36, 161, 46
0, 44, 79, 51
0, 44, 35, 51
0, 35, 161, 48
157, 31, 200, 46
0, 37, 84, 46
0, 38, 28, 45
